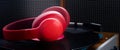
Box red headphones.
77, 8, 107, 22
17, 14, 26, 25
3, 6, 70, 42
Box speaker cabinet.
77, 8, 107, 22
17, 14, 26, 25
62, 0, 120, 32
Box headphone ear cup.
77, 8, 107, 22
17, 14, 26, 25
39, 18, 63, 41
42, 6, 70, 28
32, 11, 66, 41
32, 11, 66, 30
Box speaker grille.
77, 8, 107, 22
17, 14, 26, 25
65, 0, 120, 32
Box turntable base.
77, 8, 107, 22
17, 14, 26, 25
88, 32, 119, 50
0, 32, 118, 50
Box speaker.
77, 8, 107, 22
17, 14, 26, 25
63, 0, 120, 32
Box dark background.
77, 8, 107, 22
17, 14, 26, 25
0, 0, 119, 38
65, 0, 120, 33
0, 0, 60, 38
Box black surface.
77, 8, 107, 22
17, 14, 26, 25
0, 27, 100, 50
65, 24, 100, 49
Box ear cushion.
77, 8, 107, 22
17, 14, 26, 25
38, 18, 63, 41
32, 11, 66, 41
32, 11, 66, 30
42, 6, 70, 26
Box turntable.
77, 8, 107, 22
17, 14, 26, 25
0, 6, 119, 50
0, 22, 118, 50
